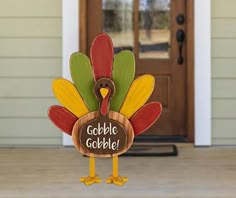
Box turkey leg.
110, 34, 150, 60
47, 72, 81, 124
80, 156, 101, 185
106, 156, 128, 186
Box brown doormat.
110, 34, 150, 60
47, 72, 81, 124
122, 143, 178, 157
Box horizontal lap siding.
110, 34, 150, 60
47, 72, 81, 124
0, 78, 54, 97
0, 0, 61, 17
212, 0, 236, 145
0, 98, 59, 117
0, 58, 61, 77
0, 18, 61, 38
0, 0, 62, 146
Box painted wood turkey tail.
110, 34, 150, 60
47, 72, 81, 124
90, 33, 114, 80
48, 33, 162, 138
48, 105, 77, 135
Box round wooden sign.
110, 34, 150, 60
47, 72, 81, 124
72, 111, 134, 157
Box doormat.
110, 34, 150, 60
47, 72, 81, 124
122, 143, 178, 157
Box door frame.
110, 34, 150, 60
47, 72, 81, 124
62, 0, 211, 146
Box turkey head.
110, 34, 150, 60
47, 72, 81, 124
94, 78, 115, 116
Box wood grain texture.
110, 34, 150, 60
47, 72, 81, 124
79, 116, 127, 155
72, 111, 134, 157
90, 33, 114, 80
108, 111, 134, 154
130, 102, 162, 136
48, 105, 78, 135
84, 0, 190, 138
70, 52, 98, 111
120, 75, 155, 119
52, 78, 89, 118
186, 0, 195, 142
111, 50, 135, 111
79, 0, 88, 54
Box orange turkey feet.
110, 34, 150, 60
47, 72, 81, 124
80, 176, 101, 186
80, 156, 101, 186
106, 176, 128, 186
106, 156, 128, 186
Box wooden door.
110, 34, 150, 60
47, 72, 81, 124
82, 0, 193, 140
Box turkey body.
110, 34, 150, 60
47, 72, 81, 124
72, 111, 134, 157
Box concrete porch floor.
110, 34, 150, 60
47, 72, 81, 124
0, 145, 236, 198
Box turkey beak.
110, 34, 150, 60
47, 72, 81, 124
100, 88, 109, 99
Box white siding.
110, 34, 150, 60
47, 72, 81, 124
0, 0, 62, 146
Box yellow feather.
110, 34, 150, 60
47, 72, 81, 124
52, 78, 89, 118
120, 75, 155, 119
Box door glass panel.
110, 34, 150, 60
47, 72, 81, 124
139, 0, 171, 59
102, 0, 134, 54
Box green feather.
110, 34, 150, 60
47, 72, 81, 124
111, 51, 135, 111
70, 52, 98, 111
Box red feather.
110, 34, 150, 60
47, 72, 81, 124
48, 105, 78, 136
90, 33, 114, 80
130, 102, 162, 136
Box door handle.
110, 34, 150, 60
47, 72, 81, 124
176, 29, 185, 65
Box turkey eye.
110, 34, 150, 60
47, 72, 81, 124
100, 84, 103, 87
105, 84, 108, 87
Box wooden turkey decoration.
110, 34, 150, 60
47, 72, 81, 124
48, 33, 162, 186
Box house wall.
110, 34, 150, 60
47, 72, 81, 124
0, 0, 235, 146
212, 0, 236, 145
0, 0, 62, 146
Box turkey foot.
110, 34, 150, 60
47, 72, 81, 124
80, 156, 101, 186
80, 176, 101, 186
106, 156, 128, 186
106, 175, 128, 186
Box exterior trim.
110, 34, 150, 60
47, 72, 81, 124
194, 0, 211, 146
62, 0, 78, 146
